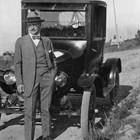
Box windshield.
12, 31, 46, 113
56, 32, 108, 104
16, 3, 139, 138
39, 11, 85, 38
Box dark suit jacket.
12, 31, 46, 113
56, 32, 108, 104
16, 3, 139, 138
14, 34, 57, 97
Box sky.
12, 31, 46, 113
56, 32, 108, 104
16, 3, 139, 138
0, 0, 140, 55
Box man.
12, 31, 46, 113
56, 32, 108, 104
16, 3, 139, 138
14, 11, 57, 140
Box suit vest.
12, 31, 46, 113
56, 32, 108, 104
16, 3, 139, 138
32, 40, 49, 76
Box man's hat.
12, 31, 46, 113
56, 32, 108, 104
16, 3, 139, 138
23, 11, 44, 23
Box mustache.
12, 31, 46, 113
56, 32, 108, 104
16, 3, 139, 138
29, 28, 36, 31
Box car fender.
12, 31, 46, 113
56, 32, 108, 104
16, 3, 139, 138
102, 58, 122, 86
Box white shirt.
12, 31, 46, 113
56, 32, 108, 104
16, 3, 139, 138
29, 33, 40, 46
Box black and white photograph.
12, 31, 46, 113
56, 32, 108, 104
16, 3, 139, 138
0, 0, 140, 140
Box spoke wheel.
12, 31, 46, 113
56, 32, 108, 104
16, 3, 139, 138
81, 86, 96, 139
110, 68, 120, 105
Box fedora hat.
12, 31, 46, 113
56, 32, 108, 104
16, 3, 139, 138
23, 11, 44, 23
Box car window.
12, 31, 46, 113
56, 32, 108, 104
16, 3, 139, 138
40, 11, 85, 38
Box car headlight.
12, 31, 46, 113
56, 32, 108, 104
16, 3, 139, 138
55, 71, 68, 87
3, 70, 16, 85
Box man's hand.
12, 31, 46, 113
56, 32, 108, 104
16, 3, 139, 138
17, 84, 24, 94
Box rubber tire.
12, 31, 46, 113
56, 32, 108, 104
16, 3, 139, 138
0, 82, 14, 95
81, 86, 96, 139
110, 68, 120, 105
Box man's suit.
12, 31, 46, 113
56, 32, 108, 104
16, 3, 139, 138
14, 34, 57, 140
14, 34, 56, 97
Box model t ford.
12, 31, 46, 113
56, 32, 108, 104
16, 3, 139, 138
0, 0, 122, 139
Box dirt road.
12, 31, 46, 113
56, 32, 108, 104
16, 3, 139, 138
0, 48, 140, 140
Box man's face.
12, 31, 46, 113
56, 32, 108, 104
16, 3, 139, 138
27, 22, 41, 35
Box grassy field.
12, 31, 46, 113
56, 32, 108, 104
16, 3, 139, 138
104, 38, 140, 53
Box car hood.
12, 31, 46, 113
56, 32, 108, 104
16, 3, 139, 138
52, 40, 87, 59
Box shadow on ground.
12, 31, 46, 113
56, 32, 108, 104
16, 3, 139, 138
36, 115, 80, 140
0, 114, 24, 131
119, 85, 133, 101
94, 85, 133, 129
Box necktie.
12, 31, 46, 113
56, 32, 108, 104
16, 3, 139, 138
32, 35, 41, 40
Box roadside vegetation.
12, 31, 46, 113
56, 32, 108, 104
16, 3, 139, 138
0, 51, 14, 70
89, 87, 140, 140
104, 38, 140, 53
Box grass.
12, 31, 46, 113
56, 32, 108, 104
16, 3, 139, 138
104, 38, 140, 53
87, 87, 140, 140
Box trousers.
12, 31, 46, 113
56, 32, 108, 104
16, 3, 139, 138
24, 71, 54, 140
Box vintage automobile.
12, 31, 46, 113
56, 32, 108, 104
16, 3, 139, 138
0, 0, 122, 139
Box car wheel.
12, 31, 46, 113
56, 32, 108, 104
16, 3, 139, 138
81, 86, 96, 139
110, 68, 120, 105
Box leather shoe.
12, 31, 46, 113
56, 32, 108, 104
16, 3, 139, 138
42, 136, 53, 140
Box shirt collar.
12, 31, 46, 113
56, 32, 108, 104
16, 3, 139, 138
29, 33, 41, 40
